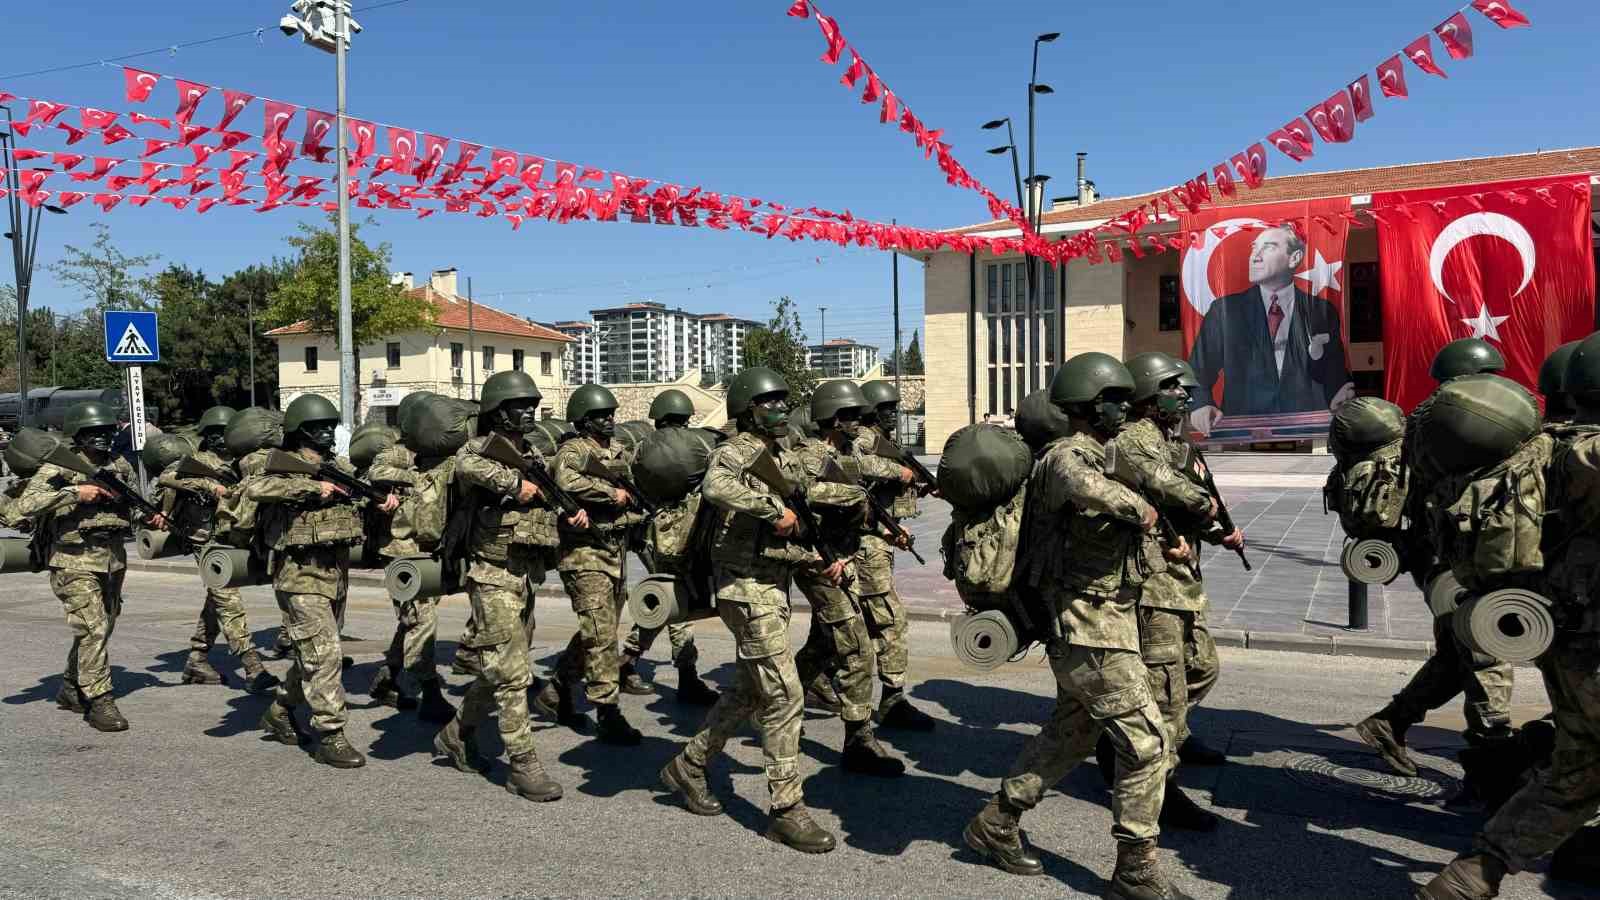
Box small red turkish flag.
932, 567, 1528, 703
442, 142, 481, 184
1231, 143, 1267, 188
263, 100, 297, 143
80, 108, 118, 130
224, 151, 257, 173
1268, 119, 1314, 161
387, 127, 417, 173
94, 193, 123, 212
815, 13, 845, 65
1471, 0, 1530, 28
1377, 55, 1409, 98
841, 51, 866, 88
1348, 75, 1375, 121
56, 191, 87, 209
519, 156, 546, 190
72, 158, 118, 182
130, 112, 172, 128
124, 67, 160, 103
1435, 13, 1474, 59
880, 91, 899, 124
52, 152, 87, 170
862, 71, 882, 104
218, 89, 254, 131
1310, 89, 1356, 143
25, 100, 67, 125
215, 130, 251, 150
786, 0, 809, 17
302, 109, 335, 160
347, 119, 377, 166
1304, 101, 1339, 144
413, 134, 448, 183
57, 123, 89, 146
490, 149, 519, 178
190, 142, 215, 165
178, 123, 209, 146
1212, 163, 1237, 198
142, 139, 177, 158
174, 79, 209, 124
1404, 36, 1447, 78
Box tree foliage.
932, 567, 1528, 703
741, 295, 819, 407
902, 329, 925, 376
264, 215, 434, 346
48, 223, 160, 311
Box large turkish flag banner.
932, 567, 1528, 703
1376, 175, 1595, 412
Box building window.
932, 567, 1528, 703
1348, 262, 1383, 343
304, 346, 318, 372
512, 349, 525, 372
386, 342, 401, 369
482, 346, 496, 372
1158, 276, 1182, 332
450, 342, 463, 369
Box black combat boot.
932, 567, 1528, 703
432, 716, 491, 774
367, 664, 405, 708
85, 694, 129, 732
55, 682, 86, 714
594, 703, 642, 746
963, 795, 1043, 876
840, 719, 906, 778
1177, 734, 1227, 766
1108, 838, 1195, 900
259, 701, 305, 745
765, 804, 837, 854
676, 664, 719, 706
416, 679, 456, 724
182, 651, 225, 685
659, 754, 723, 816
1355, 709, 1419, 777
805, 678, 842, 714
875, 688, 937, 732
1160, 782, 1218, 832
619, 653, 653, 695
314, 730, 367, 769
506, 751, 563, 802
239, 650, 280, 694
1416, 853, 1506, 899
533, 678, 590, 732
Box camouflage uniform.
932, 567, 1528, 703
368, 442, 449, 686
1000, 430, 1172, 842
245, 449, 363, 735
552, 434, 641, 706
789, 435, 878, 724
18, 455, 137, 701
450, 435, 561, 759
852, 428, 916, 694
680, 431, 818, 811
153, 449, 251, 659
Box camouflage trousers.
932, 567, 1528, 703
685, 598, 805, 811
51, 569, 125, 700
1138, 607, 1219, 750
273, 591, 348, 734
383, 595, 441, 685
457, 578, 538, 759
623, 621, 699, 669
188, 562, 251, 657
856, 544, 909, 690
557, 571, 625, 706
1386, 611, 1514, 738
793, 571, 876, 723
1002, 643, 1173, 842
1477, 632, 1600, 872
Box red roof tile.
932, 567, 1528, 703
266, 288, 573, 342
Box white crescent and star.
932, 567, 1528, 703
1295, 249, 1343, 297
1180, 216, 1267, 315
1428, 211, 1536, 342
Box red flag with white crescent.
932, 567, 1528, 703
1403, 35, 1448, 78
262, 100, 297, 144
302, 109, 335, 160
1471, 0, 1531, 29
218, 89, 254, 131
1347, 75, 1375, 121
1434, 12, 1474, 59
1376, 175, 1594, 411
1377, 55, 1409, 98
174, 79, 209, 125
124, 67, 160, 103
346, 118, 377, 167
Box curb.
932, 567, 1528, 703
125, 559, 1440, 662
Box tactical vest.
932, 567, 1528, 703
266, 500, 364, 551
1023, 441, 1159, 598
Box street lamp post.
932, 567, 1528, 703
3, 104, 69, 428
1026, 32, 1058, 394
982, 117, 1030, 409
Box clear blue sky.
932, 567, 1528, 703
4, 0, 1594, 354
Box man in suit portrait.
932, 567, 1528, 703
1187, 225, 1354, 435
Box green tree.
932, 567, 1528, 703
264, 215, 435, 346
741, 295, 819, 408
139, 264, 283, 422
42, 223, 160, 392
48, 222, 160, 311
902, 329, 924, 376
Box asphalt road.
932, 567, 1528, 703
0, 569, 1580, 900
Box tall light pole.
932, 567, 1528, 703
817, 305, 827, 373
1026, 32, 1058, 394
982, 117, 1030, 407
3, 104, 69, 428
281, 0, 362, 428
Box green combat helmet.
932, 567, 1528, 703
481, 371, 542, 415
1124, 352, 1185, 404
810, 380, 869, 425
63, 401, 120, 440
1049, 352, 1134, 435
1171, 358, 1201, 390
860, 380, 900, 422
1563, 331, 1600, 411
197, 405, 238, 434
1430, 338, 1506, 383
283, 394, 341, 433
648, 389, 696, 427
566, 383, 618, 422
1539, 339, 1583, 420
726, 366, 790, 437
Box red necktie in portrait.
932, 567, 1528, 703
1267, 297, 1285, 340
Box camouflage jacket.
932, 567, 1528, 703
791, 435, 871, 558
368, 442, 425, 559
854, 425, 919, 557
1026, 429, 1160, 651
554, 433, 642, 575
454, 433, 555, 589
1119, 417, 1212, 612
18, 452, 139, 574
153, 448, 234, 545
0, 478, 31, 532
702, 430, 819, 602
1532, 423, 1600, 630
242, 448, 361, 598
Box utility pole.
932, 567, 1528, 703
247, 284, 257, 407
891, 219, 903, 445
1026, 32, 1058, 395
467, 276, 477, 400
818, 306, 827, 346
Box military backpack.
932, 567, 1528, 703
941, 481, 1028, 609
1429, 432, 1556, 592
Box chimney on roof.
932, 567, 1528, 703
430, 267, 458, 297
1077, 153, 1095, 206
391, 271, 414, 290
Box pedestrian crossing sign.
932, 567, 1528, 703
104, 310, 160, 363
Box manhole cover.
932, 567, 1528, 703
1283, 750, 1460, 803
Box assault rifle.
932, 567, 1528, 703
264, 449, 389, 504
868, 432, 938, 496
581, 455, 660, 515
820, 456, 925, 565
176, 454, 239, 486
745, 447, 839, 569
479, 432, 583, 518
1101, 439, 1186, 552
1176, 440, 1251, 571
44, 446, 162, 521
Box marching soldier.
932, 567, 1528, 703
618, 388, 719, 705
252, 395, 395, 769
534, 383, 645, 746
156, 405, 278, 694
854, 380, 937, 730
658, 366, 841, 853
18, 401, 165, 732
963, 353, 1191, 899
433, 371, 577, 801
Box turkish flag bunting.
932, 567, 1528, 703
178, 123, 210, 146
490, 149, 519, 179
1319, 89, 1357, 142
124, 67, 160, 103
215, 130, 251, 150
413, 134, 448, 183
1212, 163, 1236, 198
263, 100, 297, 144
52, 152, 86, 170
25, 100, 68, 125
1435, 13, 1474, 59
142, 139, 176, 158
218, 89, 254, 131
1233, 143, 1267, 188
1471, 0, 1531, 28
880, 91, 899, 124
174, 79, 209, 124
302, 109, 335, 159
72, 158, 118, 182
1348, 75, 1375, 121
841, 51, 866, 88
1268, 119, 1314, 161
80, 108, 118, 130
56, 191, 87, 209
786, 0, 810, 18
347, 119, 377, 166
129, 112, 172, 129
57, 123, 89, 146
519, 156, 546, 190
862, 72, 882, 104
1404, 36, 1448, 78
1377, 175, 1593, 411
387, 127, 417, 172
815, 14, 845, 65
191, 144, 217, 166
1377, 55, 1409, 97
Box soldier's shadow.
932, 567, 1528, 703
634, 660, 735, 739
203, 687, 276, 739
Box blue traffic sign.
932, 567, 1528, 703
105, 310, 160, 363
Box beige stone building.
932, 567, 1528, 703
266, 268, 573, 423
914, 147, 1600, 452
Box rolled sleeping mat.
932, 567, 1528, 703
1340, 538, 1402, 585
384, 556, 458, 603
136, 529, 184, 560
950, 609, 1021, 672
627, 574, 715, 630
1426, 570, 1469, 618
199, 545, 269, 589
0, 537, 34, 574
1452, 588, 1556, 663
